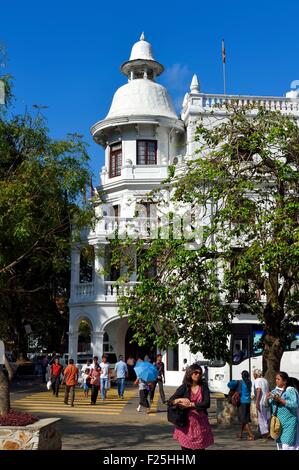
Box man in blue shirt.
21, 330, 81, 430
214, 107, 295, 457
114, 355, 128, 399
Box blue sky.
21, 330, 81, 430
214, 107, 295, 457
1, 0, 299, 182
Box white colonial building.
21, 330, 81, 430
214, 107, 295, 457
68, 34, 299, 385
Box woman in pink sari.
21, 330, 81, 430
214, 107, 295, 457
168, 364, 214, 450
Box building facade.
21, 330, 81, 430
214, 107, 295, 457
68, 34, 299, 385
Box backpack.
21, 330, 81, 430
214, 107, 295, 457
270, 404, 281, 440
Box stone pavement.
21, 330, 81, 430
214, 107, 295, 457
10, 381, 275, 450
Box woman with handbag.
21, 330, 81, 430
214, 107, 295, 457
167, 364, 214, 450
264, 371, 299, 450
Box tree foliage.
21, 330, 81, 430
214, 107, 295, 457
112, 106, 299, 385
0, 85, 94, 356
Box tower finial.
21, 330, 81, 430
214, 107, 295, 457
190, 74, 200, 94
140, 32, 145, 41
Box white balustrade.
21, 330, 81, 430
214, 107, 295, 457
104, 281, 141, 298
74, 283, 95, 298
201, 94, 299, 112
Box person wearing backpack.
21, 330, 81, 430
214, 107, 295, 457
227, 370, 255, 440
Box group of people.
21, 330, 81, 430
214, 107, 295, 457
47, 351, 299, 451
227, 369, 299, 450
48, 354, 130, 407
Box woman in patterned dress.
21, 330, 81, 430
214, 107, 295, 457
265, 371, 299, 450
168, 364, 214, 450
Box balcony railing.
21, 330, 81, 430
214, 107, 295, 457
71, 281, 140, 302
184, 93, 299, 113
104, 281, 141, 298
74, 282, 95, 298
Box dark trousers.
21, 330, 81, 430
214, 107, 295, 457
51, 376, 60, 396
64, 385, 75, 405
150, 380, 165, 403
91, 385, 99, 404
139, 389, 150, 408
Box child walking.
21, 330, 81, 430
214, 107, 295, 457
82, 368, 91, 398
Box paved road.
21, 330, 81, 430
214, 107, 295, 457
10, 381, 275, 450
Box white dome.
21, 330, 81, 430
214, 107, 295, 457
106, 79, 178, 119
129, 39, 155, 61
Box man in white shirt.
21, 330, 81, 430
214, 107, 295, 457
100, 355, 110, 400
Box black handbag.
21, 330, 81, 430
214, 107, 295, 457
167, 405, 188, 428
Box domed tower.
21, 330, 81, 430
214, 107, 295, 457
91, 33, 185, 216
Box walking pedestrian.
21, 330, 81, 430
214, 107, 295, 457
62, 359, 79, 407
114, 355, 128, 399
135, 377, 151, 414
49, 356, 63, 397
168, 364, 214, 450
227, 370, 255, 440
253, 369, 270, 438
150, 354, 166, 404
182, 359, 189, 372
82, 367, 91, 398
265, 371, 299, 450
90, 364, 101, 405
100, 354, 110, 400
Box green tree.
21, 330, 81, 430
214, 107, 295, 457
113, 106, 299, 387
0, 83, 94, 360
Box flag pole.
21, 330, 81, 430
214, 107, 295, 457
222, 39, 227, 95
223, 61, 227, 95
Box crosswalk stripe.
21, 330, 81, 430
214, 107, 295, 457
12, 388, 138, 416
14, 399, 124, 409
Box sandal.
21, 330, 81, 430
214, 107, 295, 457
247, 436, 255, 441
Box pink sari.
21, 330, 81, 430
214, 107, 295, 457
173, 386, 214, 450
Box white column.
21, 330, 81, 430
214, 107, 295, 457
68, 331, 78, 364
91, 331, 104, 359
94, 245, 105, 297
